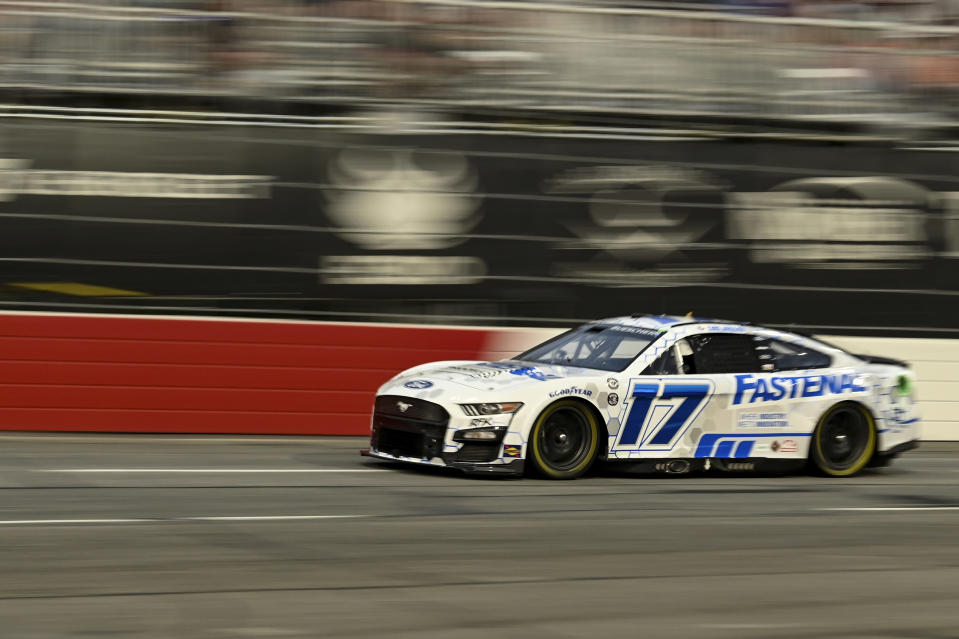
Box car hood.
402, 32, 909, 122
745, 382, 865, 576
387, 360, 610, 393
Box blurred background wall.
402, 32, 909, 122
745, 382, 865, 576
0, 0, 958, 333
0, 0, 957, 435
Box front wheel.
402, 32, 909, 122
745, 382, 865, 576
810, 402, 876, 477
528, 400, 601, 479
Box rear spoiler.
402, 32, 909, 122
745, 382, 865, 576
855, 354, 910, 368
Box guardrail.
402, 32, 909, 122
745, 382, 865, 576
1, 0, 958, 126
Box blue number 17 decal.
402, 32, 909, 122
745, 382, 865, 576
616, 381, 713, 449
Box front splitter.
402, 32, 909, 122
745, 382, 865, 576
364, 449, 524, 476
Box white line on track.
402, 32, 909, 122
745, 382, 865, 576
818, 507, 959, 511
700, 623, 803, 630
196, 515, 361, 521
36, 469, 385, 473
0, 515, 366, 526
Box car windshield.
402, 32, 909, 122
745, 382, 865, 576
516, 324, 662, 372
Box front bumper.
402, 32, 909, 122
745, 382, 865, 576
369, 394, 524, 476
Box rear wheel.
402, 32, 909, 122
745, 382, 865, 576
810, 402, 876, 477
528, 400, 601, 479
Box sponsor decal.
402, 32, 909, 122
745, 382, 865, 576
607, 378, 619, 390
508, 367, 559, 382
607, 392, 619, 406
733, 373, 866, 405
403, 380, 434, 389
606, 325, 659, 337
469, 417, 493, 427
897, 374, 913, 397
396, 401, 412, 413
503, 444, 522, 458
737, 412, 789, 428
549, 386, 593, 398
884, 406, 917, 428
442, 366, 504, 380
771, 439, 799, 453
478, 362, 560, 382
703, 324, 747, 333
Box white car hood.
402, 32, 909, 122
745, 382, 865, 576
391, 360, 609, 392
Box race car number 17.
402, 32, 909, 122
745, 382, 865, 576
613, 381, 714, 450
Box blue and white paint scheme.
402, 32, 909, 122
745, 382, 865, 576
368, 314, 920, 478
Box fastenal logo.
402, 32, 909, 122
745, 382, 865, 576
733, 373, 866, 405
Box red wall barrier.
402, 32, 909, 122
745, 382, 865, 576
0, 312, 495, 435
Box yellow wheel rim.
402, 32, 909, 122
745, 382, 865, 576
814, 403, 876, 477
530, 400, 600, 479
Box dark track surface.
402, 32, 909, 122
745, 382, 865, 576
1, 434, 958, 638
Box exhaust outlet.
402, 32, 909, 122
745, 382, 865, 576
667, 459, 690, 474
653, 459, 692, 474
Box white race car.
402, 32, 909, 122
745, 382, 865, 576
367, 315, 920, 479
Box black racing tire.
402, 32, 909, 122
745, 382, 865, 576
528, 399, 601, 480
810, 402, 876, 477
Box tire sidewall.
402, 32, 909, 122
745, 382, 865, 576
528, 399, 601, 479
811, 401, 877, 477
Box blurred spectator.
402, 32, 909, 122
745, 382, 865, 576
0, 0, 958, 125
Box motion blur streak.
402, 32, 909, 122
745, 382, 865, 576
1, 1, 958, 635
1, 434, 958, 637
2, 0, 959, 123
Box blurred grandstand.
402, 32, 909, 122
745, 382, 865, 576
2, 0, 959, 336
0, 0, 958, 131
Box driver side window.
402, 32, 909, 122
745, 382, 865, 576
679, 333, 762, 374
755, 338, 831, 371
643, 345, 680, 375
641, 333, 768, 376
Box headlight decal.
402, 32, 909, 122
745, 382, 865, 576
453, 426, 508, 443
460, 402, 523, 416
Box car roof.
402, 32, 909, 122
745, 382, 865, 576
595, 314, 735, 331
594, 314, 852, 355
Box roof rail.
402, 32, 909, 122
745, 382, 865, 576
668, 317, 751, 328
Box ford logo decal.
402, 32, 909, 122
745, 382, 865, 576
403, 380, 433, 389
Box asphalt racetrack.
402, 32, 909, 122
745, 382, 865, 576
2, 434, 958, 638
